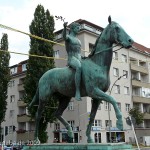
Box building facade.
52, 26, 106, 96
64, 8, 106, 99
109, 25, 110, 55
1, 19, 150, 144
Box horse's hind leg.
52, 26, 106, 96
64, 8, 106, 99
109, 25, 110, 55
86, 99, 101, 143
34, 98, 47, 143
54, 97, 73, 142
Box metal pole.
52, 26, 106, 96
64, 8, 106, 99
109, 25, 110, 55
129, 116, 140, 150
108, 74, 127, 143
3, 126, 5, 144
107, 103, 112, 143
78, 103, 80, 143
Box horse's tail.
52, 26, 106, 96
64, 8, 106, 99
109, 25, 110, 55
28, 87, 39, 109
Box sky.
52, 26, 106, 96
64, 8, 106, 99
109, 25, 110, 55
0, 0, 150, 66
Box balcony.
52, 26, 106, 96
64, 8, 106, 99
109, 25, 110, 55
17, 100, 27, 107
17, 131, 34, 141
131, 64, 148, 74
17, 114, 32, 122
132, 95, 150, 104
18, 83, 24, 91
132, 80, 150, 88
144, 113, 150, 119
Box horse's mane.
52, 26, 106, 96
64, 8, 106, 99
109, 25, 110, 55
88, 32, 102, 57
88, 21, 117, 58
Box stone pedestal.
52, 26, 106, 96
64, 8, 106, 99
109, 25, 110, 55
23, 142, 132, 150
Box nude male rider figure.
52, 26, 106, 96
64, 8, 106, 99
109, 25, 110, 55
63, 22, 82, 101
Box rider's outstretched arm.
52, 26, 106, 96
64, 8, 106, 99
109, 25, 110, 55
63, 22, 68, 40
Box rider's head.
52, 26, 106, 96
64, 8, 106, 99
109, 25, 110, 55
70, 22, 80, 32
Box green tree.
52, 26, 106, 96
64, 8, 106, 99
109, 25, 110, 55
129, 107, 144, 125
24, 4, 57, 143
0, 33, 10, 141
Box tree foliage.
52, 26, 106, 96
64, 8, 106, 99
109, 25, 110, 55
129, 107, 144, 125
0, 33, 10, 123
24, 4, 57, 143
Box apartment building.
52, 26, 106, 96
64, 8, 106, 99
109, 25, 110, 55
130, 43, 150, 139
1, 19, 150, 144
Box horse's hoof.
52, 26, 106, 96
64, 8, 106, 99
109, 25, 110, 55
116, 120, 123, 130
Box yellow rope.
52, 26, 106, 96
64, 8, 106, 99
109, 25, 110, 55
0, 49, 67, 60
0, 24, 65, 47
0, 24, 149, 63
0, 23, 87, 52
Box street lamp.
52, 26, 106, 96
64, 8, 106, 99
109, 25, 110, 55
108, 74, 127, 143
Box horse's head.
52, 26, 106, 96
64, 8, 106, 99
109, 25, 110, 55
107, 16, 134, 48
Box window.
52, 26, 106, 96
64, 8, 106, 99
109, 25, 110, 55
89, 43, 94, 52
139, 60, 146, 67
104, 102, 111, 110
114, 85, 120, 94
124, 86, 130, 95
125, 104, 130, 112
113, 68, 119, 77
28, 122, 35, 131
123, 70, 128, 78
54, 50, 59, 58
19, 78, 25, 85
18, 122, 26, 131
122, 54, 127, 62
117, 102, 121, 110
10, 110, 15, 118
9, 126, 13, 134
105, 120, 112, 127
54, 123, 60, 131
22, 63, 27, 71
9, 126, 15, 133
10, 67, 17, 74
68, 101, 74, 110
68, 120, 75, 128
9, 80, 15, 87
92, 120, 102, 127
113, 52, 118, 60
55, 33, 63, 40
10, 95, 15, 103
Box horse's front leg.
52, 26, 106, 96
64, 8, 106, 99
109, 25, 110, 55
54, 98, 74, 143
86, 99, 101, 143
91, 88, 123, 130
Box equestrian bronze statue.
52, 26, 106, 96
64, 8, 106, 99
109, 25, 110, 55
29, 16, 134, 143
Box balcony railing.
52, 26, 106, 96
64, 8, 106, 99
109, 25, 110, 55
17, 100, 27, 107
131, 64, 148, 74
17, 114, 32, 122
133, 95, 150, 104
17, 131, 34, 141
144, 113, 150, 119
132, 79, 150, 88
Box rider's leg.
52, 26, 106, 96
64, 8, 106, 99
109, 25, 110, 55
69, 57, 81, 101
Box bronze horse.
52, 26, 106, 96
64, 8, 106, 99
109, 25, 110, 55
29, 16, 133, 143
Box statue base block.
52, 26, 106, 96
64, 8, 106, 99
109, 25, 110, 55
23, 142, 132, 150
